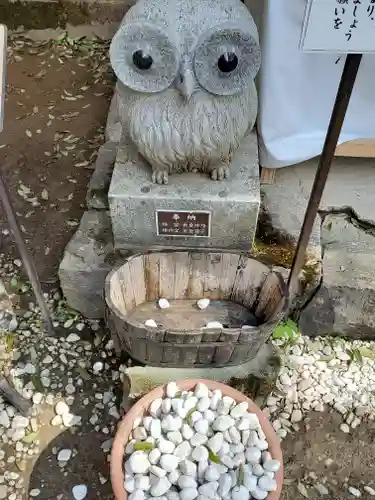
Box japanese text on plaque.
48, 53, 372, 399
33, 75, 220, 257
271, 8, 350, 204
156, 211, 211, 237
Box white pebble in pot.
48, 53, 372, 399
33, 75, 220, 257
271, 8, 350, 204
212, 415, 235, 431
179, 460, 197, 476
258, 475, 277, 492
174, 441, 191, 460
150, 398, 162, 417
228, 427, 241, 444
257, 439, 269, 451
197, 298, 210, 310
231, 443, 245, 455
251, 487, 268, 500
230, 402, 249, 419
159, 454, 179, 472
162, 399, 172, 414
195, 382, 210, 399
167, 492, 180, 500
143, 416, 152, 431
205, 321, 223, 329
190, 433, 208, 446
204, 465, 220, 482
124, 476, 135, 493
179, 487, 199, 500
150, 477, 171, 497
198, 460, 209, 482
221, 456, 234, 469
167, 431, 183, 445
150, 419, 162, 439
263, 459, 281, 473
252, 464, 264, 477
133, 427, 147, 441
166, 382, 179, 398
198, 482, 219, 498
158, 438, 175, 454
247, 430, 260, 447
191, 445, 209, 462
194, 419, 209, 435
149, 465, 166, 478
145, 319, 158, 328
184, 397, 198, 411
217, 397, 235, 415
207, 432, 223, 453
190, 411, 203, 425
178, 476, 198, 489
197, 397, 211, 412
204, 409, 216, 424
158, 299, 170, 309
218, 474, 232, 497
245, 446, 261, 464
168, 469, 181, 485
128, 451, 150, 474
243, 472, 257, 491
135, 476, 151, 491
149, 448, 161, 465
129, 490, 145, 500
232, 485, 250, 500
182, 424, 194, 441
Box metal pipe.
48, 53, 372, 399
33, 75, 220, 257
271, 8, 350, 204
288, 53, 363, 297
0, 175, 54, 334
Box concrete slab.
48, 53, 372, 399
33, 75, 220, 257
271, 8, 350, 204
300, 212, 375, 337
124, 343, 280, 407
262, 156, 375, 253
264, 157, 375, 337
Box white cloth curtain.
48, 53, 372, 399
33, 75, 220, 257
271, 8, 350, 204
257, 0, 375, 169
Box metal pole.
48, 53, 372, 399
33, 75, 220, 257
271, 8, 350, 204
288, 53, 363, 296
0, 175, 54, 334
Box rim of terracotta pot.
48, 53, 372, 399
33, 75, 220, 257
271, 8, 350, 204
111, 379, 284, 500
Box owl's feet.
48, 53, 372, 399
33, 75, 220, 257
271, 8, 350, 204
152, 170, 169, 185
210, 165, 229, 181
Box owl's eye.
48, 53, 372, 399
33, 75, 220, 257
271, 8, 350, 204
132, 50, 153, 70
217, 52, 238, 73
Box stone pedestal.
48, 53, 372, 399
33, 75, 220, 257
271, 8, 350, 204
109, 133, 260, 252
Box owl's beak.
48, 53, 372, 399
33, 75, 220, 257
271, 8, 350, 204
176, 68, 196, 102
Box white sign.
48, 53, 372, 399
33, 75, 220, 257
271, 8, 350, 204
301, 0, 375, 53
0, 25, 6, 132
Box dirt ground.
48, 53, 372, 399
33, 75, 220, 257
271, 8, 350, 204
0, 34, 113, 283
0, 35, 374, 500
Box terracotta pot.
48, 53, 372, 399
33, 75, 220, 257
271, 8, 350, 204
111, 379, 283, 500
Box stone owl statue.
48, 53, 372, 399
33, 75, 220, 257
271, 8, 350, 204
110, 0, 261, 184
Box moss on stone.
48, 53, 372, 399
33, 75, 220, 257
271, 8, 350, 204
252, 240, 295, 268
252, 239, 321, 290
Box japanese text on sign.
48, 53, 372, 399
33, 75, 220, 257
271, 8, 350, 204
301, 0, 375, 53
156, 210, 211, 238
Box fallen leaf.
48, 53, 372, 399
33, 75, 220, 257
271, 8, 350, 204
297, 482, 309, 498
31, 375, 44, 393
22, 431, 39, 444
25, 130, 32, 138
6, 334, 14, 352
77, 367, 91, 381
